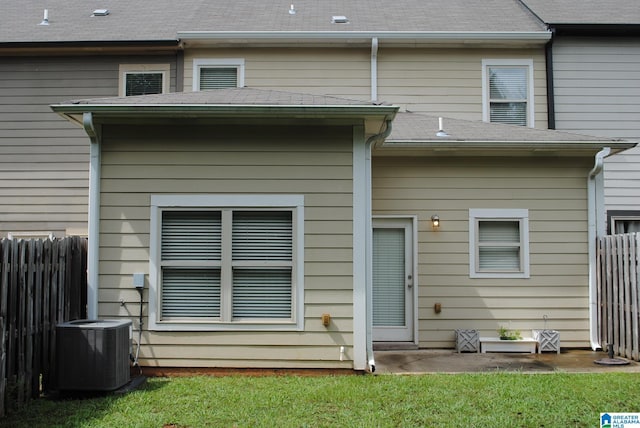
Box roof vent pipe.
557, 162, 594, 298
436, 117, 449, 137
289, 4, 296, 15
38, 9, 49, 26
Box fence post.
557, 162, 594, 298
1, 240, 9, 416
633, 234, 640, 361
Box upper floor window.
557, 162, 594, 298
193, 58, 245, 91
482, 59, 534, 127
469, 209, 530, 278
119, 64, 170, 97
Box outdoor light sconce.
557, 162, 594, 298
431, 215, 440, 228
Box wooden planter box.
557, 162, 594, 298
480, 337, 537, 353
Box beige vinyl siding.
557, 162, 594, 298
372, 155, 592, 348
551, 37, 640, 212
0, 55, 177, 237
377, 48, 548, 127
184, 48, 371, 99
98, 123, 355, 368
184, 48, 548, 129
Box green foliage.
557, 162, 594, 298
1, 373, 637, 427
498, 325, 522, 340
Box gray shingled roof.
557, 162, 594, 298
53, 88, 634, 149
521, 0, 640, 25
4, 0, 546, 44
62, 88, 385, 106
389, 112, 619, 142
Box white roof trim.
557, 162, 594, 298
178, 31, 551, 42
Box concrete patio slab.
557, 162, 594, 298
374, 349, 640, 374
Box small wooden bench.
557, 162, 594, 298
480, 337, 537, 354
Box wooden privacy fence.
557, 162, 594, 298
0, 236, 87, 416
596, 233, 640, 361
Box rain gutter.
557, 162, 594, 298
178, 31, 551, 43
371, 37, 378, 102
381, 140, 636, 152
83, 112, 101, 320
52, 104, 398, 121
362, 120, 393, 373
587, 147, 610, 351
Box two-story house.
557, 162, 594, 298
5, 0, 635, 371
521, 0, 640, 234
1, 1, 182, 238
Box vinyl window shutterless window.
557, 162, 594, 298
193, 59, 245, 91
199, 68, 238, 90
469, 209, 529, 278
125, 72, 164, 96
150, 195, 304, 331
118, 64, 170, 97
160, 210, 293, 320
482, 59, 534, 127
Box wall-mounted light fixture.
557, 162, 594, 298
431, 215, 440, 228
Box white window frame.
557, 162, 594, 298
469, 208, 530, 279
149, 194, 304, 331
118, 64, 170, 97
608, 210, 640, 234
481, 59, 535, 128
193, 58, 245, 91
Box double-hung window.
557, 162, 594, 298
469, 209, 530, 278
193, 58, 245, 90
482, 59, 534, 127
119, 64, 170, 96
149, 195, 304, 331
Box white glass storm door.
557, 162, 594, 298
372, 219, 414, 342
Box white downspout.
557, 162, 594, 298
364, 120, 393, 372
371, 38, 378, 102
587, 146, 610, 350
83, 112, 101, 320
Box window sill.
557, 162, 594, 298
149, 320, 303, 332
470, 272, 529, 279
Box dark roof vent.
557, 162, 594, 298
331, 16, 349, 24
91, 9, 110, 17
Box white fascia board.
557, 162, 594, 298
381, 141, 636, 152
52, 104, 398, 115
177, 31, 551, 43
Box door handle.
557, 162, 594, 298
407, 274, 413, 288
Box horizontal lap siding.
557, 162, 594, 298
552, 38, 640, 211
377, 48, 548, 128
99, 124, 355, 368
184, 48, 370, 99
0, 55, 177, 237
372, 156, 592, 348
183, 47, 549, 128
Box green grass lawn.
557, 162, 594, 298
1, 373, 637, 427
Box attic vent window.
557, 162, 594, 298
331, 16, 349, 24
91, 9, 110, 17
